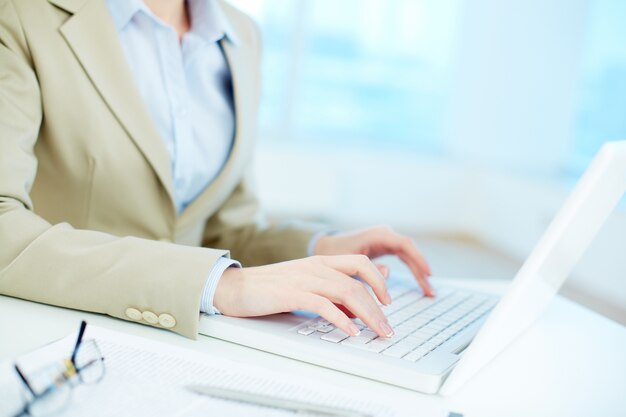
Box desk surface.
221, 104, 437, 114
1, 277, 625, 417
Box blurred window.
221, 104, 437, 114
230, 0, 626, 176
229, 0, 460, 153
571, 0, 626, 173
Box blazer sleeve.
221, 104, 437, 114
0, 3, 223, 339
201, 169, 325, 267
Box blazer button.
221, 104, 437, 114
125, 308, 142, 321
158, 313, 176, 328
142, 311, 159, 324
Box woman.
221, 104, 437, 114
0, 0, 432, 339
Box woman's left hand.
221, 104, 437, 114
314, 225, 434, 296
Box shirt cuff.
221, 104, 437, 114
200, 256, 241, 315
307, 229, 337, 257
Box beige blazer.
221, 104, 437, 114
0, 0, 319, 338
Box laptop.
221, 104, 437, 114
199, 141, 626, 395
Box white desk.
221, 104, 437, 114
1, 278, 625, 417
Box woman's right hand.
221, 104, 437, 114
214, 255, 395, 338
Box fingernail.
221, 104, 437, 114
380, 321, 394, 337
349, 323, 361, 336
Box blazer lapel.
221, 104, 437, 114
53, 0, 175, 208
176, 34, 256, 231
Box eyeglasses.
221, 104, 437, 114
12, 321, 105, 417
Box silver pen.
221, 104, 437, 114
186, 384, 373, 417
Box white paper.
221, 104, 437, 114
0, 326, 446, 417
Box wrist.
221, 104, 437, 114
201, 258, 240, 315
313, 234, 336, 256
213, 266, 245, 314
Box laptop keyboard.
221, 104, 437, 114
296, 286, 497, 362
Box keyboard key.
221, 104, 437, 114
297, 327, 315, 336
395, 323, 415, 333
418, 326, 439, 337
366, 337, 395, 353
387, 316, 403, 327
341, 330, 378, 345
424, 322, 446, 331
389, 294, 419, 310
457, 317, 473, 326
404, 347, 430, 362
435, 317, 455, 326
441, 328, 457, 337
415, 313, 436, 321
388, 287, 411, 299
430, 334, 449, 345
401, 299, 432, 315
427, 335, 448, 346
317, 325, 335, 333
405, 333, 430, 345
431, 303, 449, 312
432, 316, 454, 325
412, 328, 434, 338
382, 344, 412, 358
321, 328, 349, 343
312, 321, 330, 330
391, 310, 415, 321
381, 302, 408, 315
340, 340, 379, 352
393, 329, 413, 339
400, 291, 426, 304
421, 340, 440, 351
394, 338, 420, 349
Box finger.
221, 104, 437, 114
394, 238, 435, 296
397, 250, 435, 297
375, 264, 390, 279
298, 294, 360, 336
410, 242, 432, 276
315, 270, 394, 338
382, 231, 432, 277
320, 255, 391, 305
373, 231, 434, 296
363, 228, 432, 279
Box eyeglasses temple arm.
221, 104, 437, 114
14, 364, 36, 397
70, 321, 88, 364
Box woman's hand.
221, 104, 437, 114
214, 225, 432, 338
313, 226, 434, 296
214, 255, 396, 338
